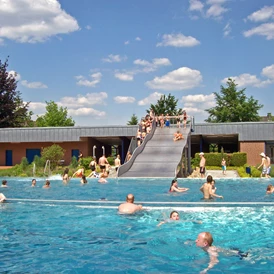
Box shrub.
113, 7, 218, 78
107, 156, 114, 166
81, 157, 93, 170
33, 155, 45, 168
191, 157, 200, 168
193, 153, 228, 167
70, 156, 78, 169
230, 152, 247, 167
41, 144, 65, 170
20, 157, 29, 171
237, 166, 251, 178
251, 166, 261, 178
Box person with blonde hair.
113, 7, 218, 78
196, 232, 218, 273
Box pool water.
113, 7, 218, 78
0, 177, 274, 273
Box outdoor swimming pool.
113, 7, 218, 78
1, 177, 274, 273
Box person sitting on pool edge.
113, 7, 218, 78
118, 194, 143, 214
169, 179, 189, 193
157, 210, 202, 226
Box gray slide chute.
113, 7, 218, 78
118, 126, 191, 178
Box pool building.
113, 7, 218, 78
0, 121, 273, 173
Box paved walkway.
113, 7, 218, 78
205, 170, 240, 178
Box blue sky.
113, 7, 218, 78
1, 0, 274, 126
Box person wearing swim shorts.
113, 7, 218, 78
221, 158, 226, 175
266, 154, 271, 178
98, 154, 109, 173
258, 152, 267, 178
199, 152, 206, 178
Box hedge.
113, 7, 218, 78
193, 152, 247, 167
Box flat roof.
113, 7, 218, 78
0, 121, 273, 143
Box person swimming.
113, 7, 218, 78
169, 179, 189, 193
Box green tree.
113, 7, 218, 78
0, 58, 33, 127
147, 93, 182, 116
36, 100, 75, 127
41, 144, 65, 169
127, 114, 138, 125
205, 78, 263, 123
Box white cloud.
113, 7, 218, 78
243, 23, 274, 40
181, 93, 216, 117
0, 0, 79, 43
85, 25, 92, 30
133, 58, 172, 73
183, 93, 215, 103
28, 101, 47, 111
114, 72, 134, 81
152, 58, 172, 66
134, 59, 151, 66
262, 64, 274, 79
189, 0, 204, 12
60, 92, 108, 107
146, 67, 203, 91
114, 96, 136, 103
207, 0, 227, 4
221, 73, 272, 88
223, 22, 231, 37
8, 70, 21, 80
124, 40, 130, 45
68, 108, 106, 117
246, 6, 274, 22
206, 4, 228, 18
138, 92, 163, 106
135, 37, 141, 41
157, 33, 200, 47
21, 80, 47, 89
28, 92, 107, 119
102, 54, 126, 63
76, 72, 102, 87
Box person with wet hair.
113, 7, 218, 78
169, 179, 189, 193
200, 175, 223, 200
266, 184, 274, 194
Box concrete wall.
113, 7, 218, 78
240, 142, 265, 166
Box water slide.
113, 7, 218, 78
118, 126, 191, 178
